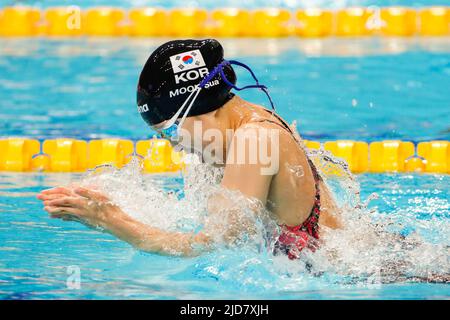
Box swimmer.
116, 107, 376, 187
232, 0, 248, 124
37, 39, 342, 259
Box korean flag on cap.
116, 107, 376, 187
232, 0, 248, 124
170, 49, 206, 74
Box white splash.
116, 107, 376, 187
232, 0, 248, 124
77, 150, 450, 285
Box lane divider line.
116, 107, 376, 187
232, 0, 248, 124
0, 6, 448, 37
0, 138, 448, 174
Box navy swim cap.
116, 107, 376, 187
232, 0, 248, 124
137, 39, 237, 126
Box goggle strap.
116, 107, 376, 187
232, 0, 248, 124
227, 60, 261, 85
177, 86, 203, 132
260, 86, 276, 111
163, 58, 276, 132
199, 61, 229, 88
218, 62, 276, 111
162, 85, 199, 129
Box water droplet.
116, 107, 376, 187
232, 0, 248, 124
285, 163, 304, 178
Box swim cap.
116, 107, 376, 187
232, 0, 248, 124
137, 39, 237, 126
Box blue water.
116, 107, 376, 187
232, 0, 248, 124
0, 38, 449, 141
0, 36, 449, 299
0, 172, 448, 299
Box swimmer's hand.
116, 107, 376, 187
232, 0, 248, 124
36, 186, 211, 256
37, 186, 115, 227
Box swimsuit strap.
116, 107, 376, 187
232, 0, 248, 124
249, 108, 322, 185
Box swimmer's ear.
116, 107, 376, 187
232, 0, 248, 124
74, 187, 109, 202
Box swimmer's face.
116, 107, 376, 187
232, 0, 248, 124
153, 114, 227, 166
152, 117, 202, 154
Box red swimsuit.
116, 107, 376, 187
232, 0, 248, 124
255, 110, 322, 260
273, 159, 321, 260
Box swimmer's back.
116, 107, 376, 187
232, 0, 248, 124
228, 97, 341, 230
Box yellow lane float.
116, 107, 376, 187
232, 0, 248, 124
404, 157, 426, 173
87, 139, 134, 169
0, 138, 40, 171
369, 140, 415, 173
379, 7, 417, 36
335, 7, 373, 36
296, 9, 333, 37
136, 139, 184, 173
40, 139, 87, 172
324, 141, 369, 173
210, 8, 250, 37
417, 141, 449, 173
169, 8, 208, 36
45, 6, 84, 36
0, 6, 41, 36
129, 8, 167, 36
251, 8, 291, 37
303, 140, 321, 149
419, 7, 449, 36
1, 6, 449, 37
1, 138, 449, 174
85, 7, 126, 36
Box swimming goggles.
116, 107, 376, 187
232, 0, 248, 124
155, 60, 276, 142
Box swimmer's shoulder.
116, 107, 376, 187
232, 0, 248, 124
232, 98, 302, 147
236, 118, 294, 147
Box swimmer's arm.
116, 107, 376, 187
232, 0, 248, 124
38, 186, 211, 257
96, 207, 212, 257
98, 124, 275, 253
123, 121, 276, 251
221, 123, 275, 203
204, 125, 275, 241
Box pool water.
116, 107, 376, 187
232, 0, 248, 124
0, 170, 449, 299
0, 37, 449, 299
0, 38, 449, 141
